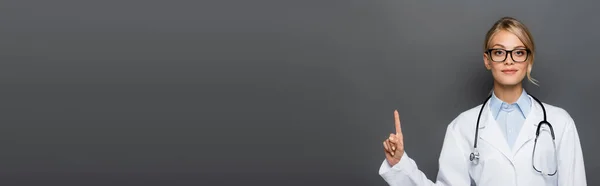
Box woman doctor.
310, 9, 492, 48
379, 17, 586, 185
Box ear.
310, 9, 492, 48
483, 53, 492, 70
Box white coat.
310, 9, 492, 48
379, 95, 586, 186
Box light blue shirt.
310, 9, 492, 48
489, 89, 531, 149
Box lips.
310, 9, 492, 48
501, 69, 518, 74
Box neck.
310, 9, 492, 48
493, 81, 523, 104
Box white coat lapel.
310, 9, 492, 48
512, 95, 541, 154
479, 101, 513, 162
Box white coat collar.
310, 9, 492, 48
477, 95, 543, 160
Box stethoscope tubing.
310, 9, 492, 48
470, 94, 556, 165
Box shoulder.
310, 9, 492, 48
459, 104, 487, 119
438, 104, 485, 146
539, 102, 577, 136
446, 103, 484, 133
540, 102, 572, 121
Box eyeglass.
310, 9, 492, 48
486, 48, 531, 62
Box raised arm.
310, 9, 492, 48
379, 112, 472, 186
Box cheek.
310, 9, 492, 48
520, 63, 530, 73
490, 63, 503, 70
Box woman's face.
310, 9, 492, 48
484, 30, 530, 86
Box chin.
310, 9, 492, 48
497, 81, 522, 86
494, 76, 526, 86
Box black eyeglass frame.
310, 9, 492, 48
485, 48, 531, 62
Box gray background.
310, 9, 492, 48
1, 0, 598, 185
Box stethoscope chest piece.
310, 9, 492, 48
470, 151, 479, 164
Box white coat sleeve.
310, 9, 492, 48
378, 118, 471, 186
557, 114, 587, 186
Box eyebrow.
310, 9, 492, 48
490, 44, 527, 49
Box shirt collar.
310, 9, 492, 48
489, 89, 532, 119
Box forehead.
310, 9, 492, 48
489, 30, 525, 48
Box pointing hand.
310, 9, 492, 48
383, 110, 404, 166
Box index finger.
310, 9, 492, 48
394, 110, 401, 134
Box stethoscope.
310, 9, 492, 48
469, 94, 558, 176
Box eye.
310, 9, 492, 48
513, 50, 527, 56
492, 50, 505, 56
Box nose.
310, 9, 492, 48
505, 53, 515, 65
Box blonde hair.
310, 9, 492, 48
484, 17, 538, 85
